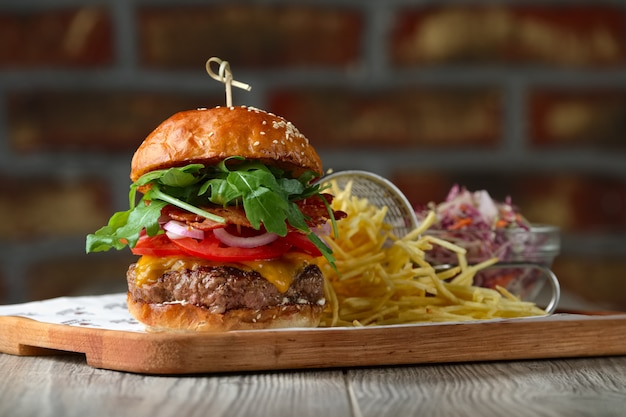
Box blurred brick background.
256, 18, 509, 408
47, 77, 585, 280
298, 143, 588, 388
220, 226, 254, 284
1, 1, 625, 311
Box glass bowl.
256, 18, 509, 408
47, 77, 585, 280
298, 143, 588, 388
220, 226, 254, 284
423, 224, 560, 309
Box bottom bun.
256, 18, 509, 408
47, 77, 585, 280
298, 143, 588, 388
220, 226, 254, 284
127, 293, 323, 332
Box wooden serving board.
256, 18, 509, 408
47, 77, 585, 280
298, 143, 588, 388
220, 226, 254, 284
2, 312, 626, 374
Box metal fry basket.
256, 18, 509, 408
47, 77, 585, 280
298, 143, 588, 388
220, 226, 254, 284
321, 170, 419, 239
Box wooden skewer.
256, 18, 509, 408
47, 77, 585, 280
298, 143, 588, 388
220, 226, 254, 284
205, 57, 251, 107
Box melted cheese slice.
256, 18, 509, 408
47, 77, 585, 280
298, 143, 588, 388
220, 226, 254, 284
134, 252, 312, 293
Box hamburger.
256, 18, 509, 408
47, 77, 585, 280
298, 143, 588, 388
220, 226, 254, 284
86, 105, 345, 331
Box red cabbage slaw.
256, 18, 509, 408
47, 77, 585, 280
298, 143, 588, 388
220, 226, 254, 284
416, 184, 532, 260
421, 184, 530, 231
415, 185, 553, 297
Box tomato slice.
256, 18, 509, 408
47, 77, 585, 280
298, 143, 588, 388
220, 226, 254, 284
171, 234, 293, 262
282, 232, 322, 257
131, 234, 187, 257
131, 229, 320, 262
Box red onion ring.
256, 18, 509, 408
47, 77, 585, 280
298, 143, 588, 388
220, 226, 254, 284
213, 227, 278, 248
163, 220, 205, 240
312, 222, 331, 237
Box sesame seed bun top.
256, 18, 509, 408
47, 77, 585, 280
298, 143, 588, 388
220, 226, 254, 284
130, 105, 323, 182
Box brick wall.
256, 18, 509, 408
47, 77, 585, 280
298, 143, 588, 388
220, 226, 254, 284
1, 1, 625, 310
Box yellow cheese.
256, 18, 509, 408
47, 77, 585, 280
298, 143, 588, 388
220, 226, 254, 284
134, 252, 312, 293
238, 252, 312, 293
134, 256, 211, 287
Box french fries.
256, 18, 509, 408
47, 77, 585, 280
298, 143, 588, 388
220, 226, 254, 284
316, 180, 546, 327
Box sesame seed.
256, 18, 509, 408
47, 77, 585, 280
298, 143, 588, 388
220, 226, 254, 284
260, 131, 266, 135
253, 141, 260, 146
272, 140, 278, 144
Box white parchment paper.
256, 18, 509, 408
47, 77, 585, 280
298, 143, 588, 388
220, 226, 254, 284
0, 293, 146, 332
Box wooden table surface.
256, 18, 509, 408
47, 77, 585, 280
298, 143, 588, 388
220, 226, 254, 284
2, 352, 625, 417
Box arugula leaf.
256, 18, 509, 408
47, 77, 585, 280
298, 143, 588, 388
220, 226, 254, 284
85, 210, 131, 252
135, 164, 204, 187
86, 199, 166, 252
203, 178, 240, 205
216, 156, 244, 172
284, 200, 310, 232
244, 187, 289, 235
278, 177, 305, 196
160, 165, 204, 187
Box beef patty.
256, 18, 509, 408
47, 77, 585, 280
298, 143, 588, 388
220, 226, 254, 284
127, 263, 325, 314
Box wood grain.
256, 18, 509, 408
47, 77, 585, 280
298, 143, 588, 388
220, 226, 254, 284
345, 357, 626, 417
2, 313, 626, 374
0, 354, 351, 417
2, 353, 626, 417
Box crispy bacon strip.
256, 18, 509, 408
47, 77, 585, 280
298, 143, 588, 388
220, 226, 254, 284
162, 194, 346, 231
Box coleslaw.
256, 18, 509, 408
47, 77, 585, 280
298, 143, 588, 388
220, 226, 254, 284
416, 185, 559, 299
